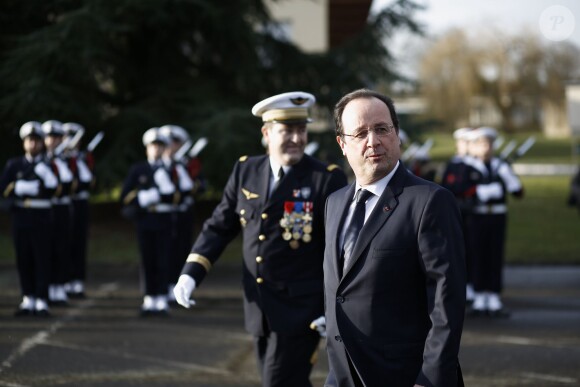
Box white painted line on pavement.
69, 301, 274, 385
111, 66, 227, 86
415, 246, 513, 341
0, 282, 118, 375
522, 372, 578, 384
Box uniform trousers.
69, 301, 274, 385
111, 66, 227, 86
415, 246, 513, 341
169, 209, 195, 284
136, 221, 171, 295
469, 213, 507, 293
254, 319, 320, 387
69, 198, 89, 282
12, 208, 53, 299
50, 204, 73, 285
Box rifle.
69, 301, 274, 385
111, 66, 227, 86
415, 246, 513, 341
86, 131, 105, 152
54, 136, 73, 156
401, 142, 419, 162
493, 136, 505, 151
188, 137, 208, 158
304, 141, 319, 156
173, 139, 193, 161
499, 139, 517, 160
67, 128, 85, 151
507, 136, 536, 163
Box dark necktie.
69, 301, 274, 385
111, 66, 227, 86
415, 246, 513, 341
272, 167, 285, 194
341, 189, 374, 275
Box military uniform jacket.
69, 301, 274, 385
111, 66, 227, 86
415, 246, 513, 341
466, 157, 523, 210
182, 154, 347, 336
324, 164, 465, 387
0, 156, 57, 226
120, 161, 175, 229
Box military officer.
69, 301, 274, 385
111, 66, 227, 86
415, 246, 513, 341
173, 91, 348, 387
42, 119, 75, 306
441, 127, 476, 304
0, 121, 58, 316
62, 122, 94, 298
465, 127, 523, 317
120, 128, 176, 316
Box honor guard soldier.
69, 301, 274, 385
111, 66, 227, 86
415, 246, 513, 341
158, 125, 198, 304
173, 91, 347, 387
120, 128, 176, 316
42, 119, 75, 306
441, 127, 476, 303
0, 122, 58, 316
62, 122, 94, 298
465, 127, 523, 317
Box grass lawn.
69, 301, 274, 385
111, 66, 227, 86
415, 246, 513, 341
507, 175, 580, 264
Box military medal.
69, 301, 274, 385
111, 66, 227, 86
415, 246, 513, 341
282, 231, 292, 240
302, 233, 312, 243
289, 240, 300, 249
301, 201, 313, 243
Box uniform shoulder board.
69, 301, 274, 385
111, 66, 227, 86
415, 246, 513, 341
327, 164, 340, 172
239, 155, 249, 162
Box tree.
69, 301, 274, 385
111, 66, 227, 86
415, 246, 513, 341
0, 0, 423, 193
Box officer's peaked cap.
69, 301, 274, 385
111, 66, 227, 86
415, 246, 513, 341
19, 121, 44, 140
42, 120, 64, 136
142, 127, 170, 146
159, 125, 189, 142
252, 91, 316, 124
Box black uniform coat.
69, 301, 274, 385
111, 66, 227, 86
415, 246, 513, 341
181, 154, 347, 336
323, 163, 466, 387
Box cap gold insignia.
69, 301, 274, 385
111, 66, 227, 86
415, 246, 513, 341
290, 97, 308, 106
242, 188, 260, 200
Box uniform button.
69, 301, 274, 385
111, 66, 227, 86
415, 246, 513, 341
336, 296, 345, 303
261, 213, 268, 219
335, 335, 342, 342
240, 209, 246, 215
256, 277, 264, 284
256, 256, 263, 263
258, 234, 266, 241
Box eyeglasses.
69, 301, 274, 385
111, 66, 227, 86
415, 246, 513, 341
342, 125, 395, 142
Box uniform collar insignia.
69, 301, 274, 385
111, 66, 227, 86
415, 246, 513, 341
241, 188, 260, 200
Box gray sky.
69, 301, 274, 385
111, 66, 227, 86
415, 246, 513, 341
373, 0, 579, 44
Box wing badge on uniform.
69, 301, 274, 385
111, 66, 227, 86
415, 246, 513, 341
241, 188, 260, 200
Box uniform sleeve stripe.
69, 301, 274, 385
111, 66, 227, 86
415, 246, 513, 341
186, 253, 212, 272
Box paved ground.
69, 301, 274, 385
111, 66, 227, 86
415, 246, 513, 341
0, 263, 579, 387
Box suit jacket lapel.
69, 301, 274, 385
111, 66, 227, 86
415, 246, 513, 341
332, 183, 356, 279
342, 164, 407, 278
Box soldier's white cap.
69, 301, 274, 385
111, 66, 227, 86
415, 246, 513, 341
19, 121, 44, 139
453, 127, 472, 140
42, 120, 64, 136
159, 125, 189, 142
252, 91, 316, 124
467, 126, 498, 141
142, 127, 170, 146
62, 122, 85, 135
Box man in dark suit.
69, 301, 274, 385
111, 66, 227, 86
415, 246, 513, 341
173, 91, 347, 387
324, 89, 466, 387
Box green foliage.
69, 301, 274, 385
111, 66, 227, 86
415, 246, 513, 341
0, 0, 423, 193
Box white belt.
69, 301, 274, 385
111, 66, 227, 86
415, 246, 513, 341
74, 191, 90, 200
53, 196, 72, 205
16, 199, 52, 209
473, 204, 507, 215
148, 203, 174, 213
178, 202, 192, 212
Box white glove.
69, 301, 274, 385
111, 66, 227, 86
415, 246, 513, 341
309, 316, 327, 338
173, 275, 197, 308
137, 187, 160, 207
154, 168, 175, 195
14, 180, 40, 196
476, 182, 503, 202
34, 162, 58, 189
176, 164, 194, 191
76, 159, 93, 183
53, 158, 73, 183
